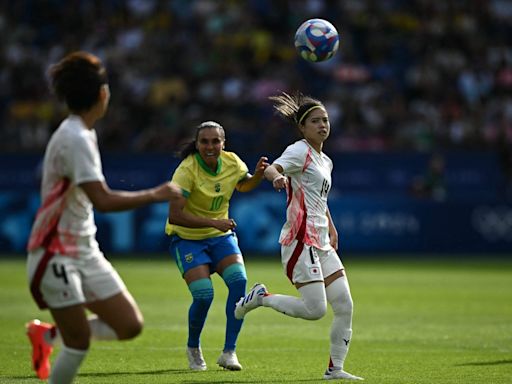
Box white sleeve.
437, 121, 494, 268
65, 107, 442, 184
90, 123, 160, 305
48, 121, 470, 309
66, 134, 105, 185
273, 141, 306, 175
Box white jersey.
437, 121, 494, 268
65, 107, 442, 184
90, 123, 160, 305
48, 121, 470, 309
27, 115, 105, 257
274, 139, 333, 251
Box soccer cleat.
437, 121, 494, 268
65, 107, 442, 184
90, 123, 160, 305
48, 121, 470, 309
26, 319, 54, 380
234, 283, 268, 320
217, 350, 242, 371
323, 367, 364, 380
187, 347, 207, 371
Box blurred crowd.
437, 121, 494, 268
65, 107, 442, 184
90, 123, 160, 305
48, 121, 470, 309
0, 0, 511, 157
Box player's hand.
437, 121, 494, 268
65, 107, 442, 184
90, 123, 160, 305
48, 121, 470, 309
154, 182, 182, 202
254, 156, 270, 177
214, 218, 237, 232
272, 174, 288, 192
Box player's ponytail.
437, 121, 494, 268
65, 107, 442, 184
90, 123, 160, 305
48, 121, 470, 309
269, 92, 324, 130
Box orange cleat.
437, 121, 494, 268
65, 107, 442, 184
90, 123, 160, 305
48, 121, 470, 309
26, 319, 54, 380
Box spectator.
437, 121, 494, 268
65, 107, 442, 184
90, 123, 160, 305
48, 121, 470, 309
0, 1, 510, 158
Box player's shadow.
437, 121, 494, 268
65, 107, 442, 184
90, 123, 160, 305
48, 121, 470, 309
2, 371, 183, 381
456, 359, 512, 366
182, 381, 326, 384
78, 368, 191, 377
12, 369, 336, 382
9, 371, 329, 383
79, 370, 326, 383
182, 377, 327, 384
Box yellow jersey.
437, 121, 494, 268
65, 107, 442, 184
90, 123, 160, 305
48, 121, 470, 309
165, 151, 249, 239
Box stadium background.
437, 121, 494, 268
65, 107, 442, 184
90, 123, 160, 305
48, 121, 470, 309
1, 0, 512, 255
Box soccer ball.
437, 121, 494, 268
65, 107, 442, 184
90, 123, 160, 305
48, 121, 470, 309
294, 18, 339, 62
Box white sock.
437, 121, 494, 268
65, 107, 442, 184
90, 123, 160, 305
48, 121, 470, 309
49, 345, 87, 384
262, 282, 327, 320
88, 315, 118, 341
326, 276, 353, 369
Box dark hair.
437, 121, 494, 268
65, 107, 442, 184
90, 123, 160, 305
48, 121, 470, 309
268, 92, 325, 129
49, 51, 108, 113
178, 121, 225, 159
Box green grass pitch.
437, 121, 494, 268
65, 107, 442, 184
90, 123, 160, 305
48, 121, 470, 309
0, 255, 511, 383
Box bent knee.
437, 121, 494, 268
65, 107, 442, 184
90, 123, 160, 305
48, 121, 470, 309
117, 318, 144, 340
344, 298, 354, 314
304, 301, 327, 320
332, 296, 354, 316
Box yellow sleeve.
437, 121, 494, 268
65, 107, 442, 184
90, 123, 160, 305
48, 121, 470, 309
171, 161, 195, 196
232, 152, 249, 182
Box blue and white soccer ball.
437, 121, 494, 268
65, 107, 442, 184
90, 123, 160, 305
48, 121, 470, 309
294, 18, 339, 62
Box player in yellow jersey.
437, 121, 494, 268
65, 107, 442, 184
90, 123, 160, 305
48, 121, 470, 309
166, 121, 268, 371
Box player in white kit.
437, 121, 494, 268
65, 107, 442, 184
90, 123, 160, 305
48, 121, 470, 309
25, 51, 180, 383
235, 92, 363, 381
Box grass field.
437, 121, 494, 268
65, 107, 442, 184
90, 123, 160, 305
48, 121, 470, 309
0, 255, 511, 383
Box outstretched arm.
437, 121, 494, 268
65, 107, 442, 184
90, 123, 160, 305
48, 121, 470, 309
236, 156, 269, 192
80, 180, 181, 212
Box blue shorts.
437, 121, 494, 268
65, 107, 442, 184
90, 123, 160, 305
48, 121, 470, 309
169, 233, 242, 276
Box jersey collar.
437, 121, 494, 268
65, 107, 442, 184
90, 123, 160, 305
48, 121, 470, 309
195, 153, 222, 176
303, 139, 323, 156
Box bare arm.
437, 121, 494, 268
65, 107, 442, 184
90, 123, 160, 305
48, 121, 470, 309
167, 193, 236, 233
263, 163, 287, 191
80, 180, 181, 213
326, 206, 338, 250
236, 156, 269, 193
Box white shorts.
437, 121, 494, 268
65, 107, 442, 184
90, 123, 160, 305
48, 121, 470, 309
27, 237, 126, 310
281, 239, 343, 284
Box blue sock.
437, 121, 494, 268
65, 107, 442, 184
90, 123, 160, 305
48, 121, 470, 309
221, 263, 247, 352
187, 278, 214, 348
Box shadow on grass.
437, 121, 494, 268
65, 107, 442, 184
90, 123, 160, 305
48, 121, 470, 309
180, 381, 324, 384
6, 369, 324, 382
456, 359, 512, 366
79, 368, 324, 383
2, 369, 190, 380
78, 368, 192, 377
5, 369, 319, 384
